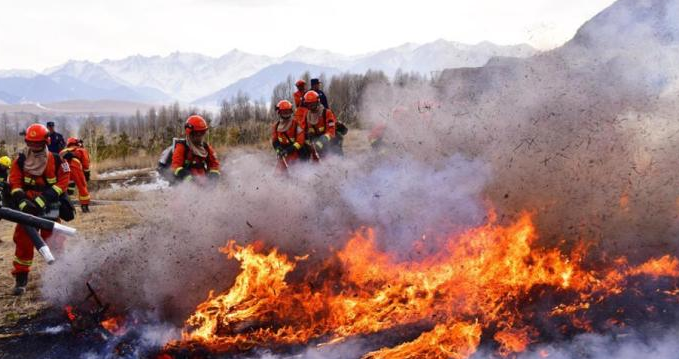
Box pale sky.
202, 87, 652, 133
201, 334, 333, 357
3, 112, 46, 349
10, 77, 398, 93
0, 0, 617, 71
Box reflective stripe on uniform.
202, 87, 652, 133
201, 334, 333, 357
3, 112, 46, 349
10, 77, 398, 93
52, 185, 63, 196
79, 195, 90, 201
34, 196, 46, 208
293, 142, 301, 150
46, 177, 57, 184
13, 257, 33, 266
11, 188, 24, 195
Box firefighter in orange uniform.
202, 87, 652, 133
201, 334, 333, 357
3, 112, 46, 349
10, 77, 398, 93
9, 124, 70, 295
293, 79, 306, 108
60, 138, 90, 212
76, 138, 91, 182
171, 115, 221, 183
271, 100, 305, 172
295, 90, 338, 160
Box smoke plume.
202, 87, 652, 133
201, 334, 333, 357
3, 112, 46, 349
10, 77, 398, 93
40, 1, 679, 357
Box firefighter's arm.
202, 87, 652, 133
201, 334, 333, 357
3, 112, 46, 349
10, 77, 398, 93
80, 148, 91, 181
271, 123, 282, 151
8, 158, 29, 208
171, 143, 190, 179
293, 120, 305, 151
8, 158, 23, 193
324, 110, 337, 139
314, 110, 336, 150
206, 145, 220, 180
35, 155, 70, 210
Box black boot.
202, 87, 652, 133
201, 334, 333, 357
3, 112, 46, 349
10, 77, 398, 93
81, 204, 90, 213
13, 272, 28, 296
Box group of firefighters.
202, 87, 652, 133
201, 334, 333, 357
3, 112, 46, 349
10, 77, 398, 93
4, 77, 344, 295
273, 78, 346, 171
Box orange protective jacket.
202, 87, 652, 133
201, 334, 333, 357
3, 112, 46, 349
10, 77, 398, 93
272, 118, 305, 171
9, 152, 70, 203
271, 119, 305, 152
62, 145, 90, 177
293, 90, 305, 108
170, 141, 220, 178
59, 150, 90, 205
295, 107, 337, 143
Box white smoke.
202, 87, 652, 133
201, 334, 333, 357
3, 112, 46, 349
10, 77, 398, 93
36, 0, 679, 358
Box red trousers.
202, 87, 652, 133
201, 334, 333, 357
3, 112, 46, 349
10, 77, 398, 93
12, 224, 65, 274
68, 159, 90, 205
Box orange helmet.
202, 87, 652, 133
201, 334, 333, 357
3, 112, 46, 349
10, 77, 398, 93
185, 115, 208, 135
295, 79, 306, 87
276, 100, 293, 112
303, 90, 319, 104
67, 137, 80, 147
25, 124, 50, 144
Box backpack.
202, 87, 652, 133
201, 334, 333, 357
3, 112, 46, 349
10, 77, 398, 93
157, 138, 210, 184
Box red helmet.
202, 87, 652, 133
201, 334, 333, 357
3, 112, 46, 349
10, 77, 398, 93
303, 91, 319, 104
295, 79, 306, 87
185, 115, 208, 135
67, 137, 80, 147
276, 100, 293, 112
25, 124, 50, 144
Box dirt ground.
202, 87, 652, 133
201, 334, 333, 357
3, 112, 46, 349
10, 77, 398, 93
0, 201, 140, 328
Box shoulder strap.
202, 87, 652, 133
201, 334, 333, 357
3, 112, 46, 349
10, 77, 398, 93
17, 153, 25, 171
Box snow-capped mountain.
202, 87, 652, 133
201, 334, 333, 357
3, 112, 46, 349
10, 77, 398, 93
280, 46, 356, 69
350, 40, 535, 75
0, 69, 39, 78
95, 50, 277, 102
0, 39, 538, 105
194, 62, 340, 106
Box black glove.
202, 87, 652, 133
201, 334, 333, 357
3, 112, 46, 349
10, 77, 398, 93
19, 199, 41, 216
84, 170, 90, 182
207, 171, 220, 181
40, 188, 60, 204
272, 140, 283, 152
281, 144, 296, 156
314, 135, 329, 150
62, 151, 75, 160
175, 167, 190, 180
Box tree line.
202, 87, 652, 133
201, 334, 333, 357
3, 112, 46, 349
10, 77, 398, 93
0, 69, 431, 161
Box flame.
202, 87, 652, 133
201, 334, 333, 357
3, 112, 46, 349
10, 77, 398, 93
169, 212, 679, 357
101, 316, 126, 336
64, 305, 76, 322
363, 322, 481, 359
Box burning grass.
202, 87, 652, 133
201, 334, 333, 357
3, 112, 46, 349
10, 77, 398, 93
163, 211, 679, 358
0, 203, 140, 328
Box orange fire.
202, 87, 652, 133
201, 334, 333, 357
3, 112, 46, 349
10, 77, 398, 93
168, 212, 679, 358
101, 316, 127, 336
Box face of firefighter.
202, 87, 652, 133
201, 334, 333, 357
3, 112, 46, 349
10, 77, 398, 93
278, 109, 293, 120
311, 84, 320, 91
26, 141, 46, 152
190, 130, 207, 144
296, 84, 306, 92
308, 101, 320, 112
